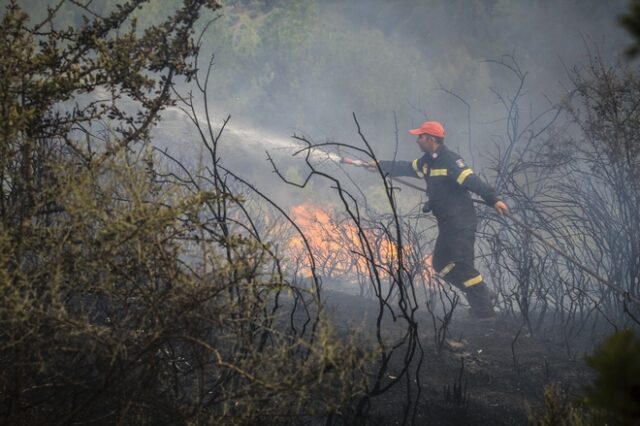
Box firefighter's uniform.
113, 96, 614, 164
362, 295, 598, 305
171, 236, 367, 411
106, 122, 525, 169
378, 145, 498, 316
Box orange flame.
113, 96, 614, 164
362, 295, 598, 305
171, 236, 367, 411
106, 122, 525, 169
286, 202, 435, 287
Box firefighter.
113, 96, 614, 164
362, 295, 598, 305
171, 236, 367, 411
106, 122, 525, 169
371, 120, 508, 318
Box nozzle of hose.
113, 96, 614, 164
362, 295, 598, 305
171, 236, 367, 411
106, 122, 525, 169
340, 157, 367, 167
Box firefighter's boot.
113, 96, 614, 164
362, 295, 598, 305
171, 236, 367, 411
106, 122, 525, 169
465, 283, 496, 319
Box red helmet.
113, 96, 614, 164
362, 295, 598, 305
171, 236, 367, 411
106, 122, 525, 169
408, 121, 446, 138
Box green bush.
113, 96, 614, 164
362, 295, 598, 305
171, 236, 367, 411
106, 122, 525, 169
583, 329, 640, 424
528, 329, 640, 425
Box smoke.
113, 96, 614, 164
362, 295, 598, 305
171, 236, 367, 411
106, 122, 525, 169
150, 0, 633, 214
11, 0, 634, 206
153, 105, 359, 209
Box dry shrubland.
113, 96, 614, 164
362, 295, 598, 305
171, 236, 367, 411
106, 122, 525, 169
0, 2, 371, 423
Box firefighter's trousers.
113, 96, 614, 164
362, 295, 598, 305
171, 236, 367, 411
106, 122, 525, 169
431, 223, 494, 315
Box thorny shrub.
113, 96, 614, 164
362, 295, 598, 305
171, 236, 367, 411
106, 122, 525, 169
0, 1, 370, 424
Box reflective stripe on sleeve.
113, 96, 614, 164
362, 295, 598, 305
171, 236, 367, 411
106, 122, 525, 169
457, 168, 474, 185
463, 274, 483, 287
412, 159, 425, 178
438, 262, 456, 277
429, 169, 448, 176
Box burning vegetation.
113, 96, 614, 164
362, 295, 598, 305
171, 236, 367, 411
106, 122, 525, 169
286, 201, 436, 293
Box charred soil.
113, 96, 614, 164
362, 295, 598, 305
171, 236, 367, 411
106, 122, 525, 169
321, 290, 595, 425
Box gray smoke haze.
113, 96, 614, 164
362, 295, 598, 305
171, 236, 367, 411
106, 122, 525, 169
157, 0, 632, 210
10, 0, 633, 209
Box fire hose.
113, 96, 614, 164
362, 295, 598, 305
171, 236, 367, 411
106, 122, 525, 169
339, 156, 640, 306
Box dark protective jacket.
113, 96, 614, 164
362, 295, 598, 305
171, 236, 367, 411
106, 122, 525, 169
378, 145, 499, 229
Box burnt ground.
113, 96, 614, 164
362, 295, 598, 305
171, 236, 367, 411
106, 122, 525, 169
321, 290, 595, 425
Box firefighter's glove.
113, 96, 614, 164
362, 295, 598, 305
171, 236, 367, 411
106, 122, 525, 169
422, 199, 431, 213
493, 200, 509, 216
